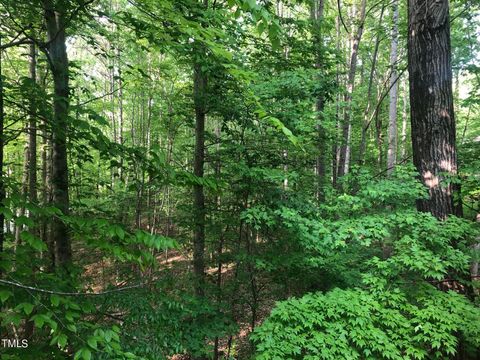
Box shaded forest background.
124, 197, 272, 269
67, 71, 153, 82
0, 0, 479, 359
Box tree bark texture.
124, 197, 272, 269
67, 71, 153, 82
15, 44, 39, 245
28, 43, 38, 204
193, 59, 207, 297
407, 0, 462, 219
14, 145, 29, 245
43, 0, 72, 269
0, 35, 5, 254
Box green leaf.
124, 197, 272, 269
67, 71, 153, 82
20, 232, 47, 251
114, 226, 125, 240
82, 348, 92, 360
104, 330, 113, 342
0, 207, 14, 220
0, 289, 13, 302
15, 215, 34, 227
87, 337, 98, 350
22, 302, 34, 315
32, 314, 46, 328
74, 348, 92, 360
50, 294, 60, 307
58, 333, 68, 348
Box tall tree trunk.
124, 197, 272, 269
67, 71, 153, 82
332, 16, 341, 189
39, 65, 55, 269
337, 0, 367, 179
387, 0, 399, 175
212, 121, 223, 360
358, 2, 386, 164
311, 0, 326, 201
109, 50, 116, 186
0, 35, 5, 255
117, 49, 124, 181
15, 44, 39, 246
399, 78, 408, 159
375, 81, 384, 167
28, 44, 38, 205
23, 43, 38, 339
408, 0, 462, 219
193, 48, 207, 298
14, 145, 29, 245
43, 0, 72, 269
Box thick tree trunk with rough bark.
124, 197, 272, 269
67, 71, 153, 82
387, 0, 399, 175
408, 0, 462, 219
43, 0, 72, 269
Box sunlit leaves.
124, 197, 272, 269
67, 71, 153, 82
20, 231, 47, 251
74, 347, 92, 360
252, 288, 480, 359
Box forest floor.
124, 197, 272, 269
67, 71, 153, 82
79, 246, 275, 359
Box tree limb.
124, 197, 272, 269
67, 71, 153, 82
0, 278, 148, 296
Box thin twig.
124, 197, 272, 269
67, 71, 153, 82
372, 154, 413, 178
337, 0, 350, 34
0, 278, 147, 296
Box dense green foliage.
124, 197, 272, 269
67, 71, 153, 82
251, 169, 480, 359
253, 288, 480, 359
0, 0, 479, 359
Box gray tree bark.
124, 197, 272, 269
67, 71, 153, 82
192, 0, 210, 300
408, 0, 462, 219
43, 0, 72, 269
28, 44, 38, 205
387, 0, 399, 175
337, 0, 367, 179
193, 58, 207, 297
0, 35, 5, 254
358, 2, 386, 164
311, 0, 326, 201
399, 78, 408, 160
14, 44, 39, 246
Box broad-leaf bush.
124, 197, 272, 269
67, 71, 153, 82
251, 287, 480, 359
251, 167, 480, 359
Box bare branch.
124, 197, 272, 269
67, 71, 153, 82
0, 38, 32, 50
0, 278, 148, 296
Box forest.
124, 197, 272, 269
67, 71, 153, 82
0, 0, 479, 359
